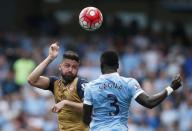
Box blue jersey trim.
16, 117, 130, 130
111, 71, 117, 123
77, 77, 88, 100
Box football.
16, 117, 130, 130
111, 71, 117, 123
79, 7, 103, 31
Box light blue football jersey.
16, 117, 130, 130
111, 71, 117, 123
84, 72, 144, 131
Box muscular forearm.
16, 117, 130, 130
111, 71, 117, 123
146, 90, 167, 108
136, 90, 168, 109
27, 56, 53, 83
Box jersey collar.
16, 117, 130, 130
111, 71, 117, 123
99, 72, 119, 79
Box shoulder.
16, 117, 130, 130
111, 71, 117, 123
77, 76, 88, 88
84, 78, 99, 88
48, 76, 59, 92
76, 76, 88, 99
49, 76, 59, 82
120, 77, 141, 90
77, 76, 88, 83
120, 77, 138, 84
76, 76, 89, 89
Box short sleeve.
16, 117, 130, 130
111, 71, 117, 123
48, 76, 58, 93
83, 85, 92, 105
77, 77, 88, 100
129, 78, 144, 99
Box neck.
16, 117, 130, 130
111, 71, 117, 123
102, 69, 117, 74
61, 79, 68, 85
61, 76, 75, 85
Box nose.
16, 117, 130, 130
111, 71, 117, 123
68, 67, 73, 72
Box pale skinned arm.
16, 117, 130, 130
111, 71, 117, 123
52, 100, 83, 113
27, 42, 59, 89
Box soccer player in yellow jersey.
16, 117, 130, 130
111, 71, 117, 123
27, 42, 88, 131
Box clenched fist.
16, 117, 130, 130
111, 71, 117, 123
52, 100, 67, 113
170, 75, 182, 90
49, 42, 59, 60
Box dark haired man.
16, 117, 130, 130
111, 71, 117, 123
83, 50, 182, 131
27, 43, 88, 131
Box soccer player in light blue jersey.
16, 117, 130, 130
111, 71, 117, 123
83, 51, 182, 131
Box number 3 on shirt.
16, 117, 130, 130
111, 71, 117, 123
107, 94, 119, 116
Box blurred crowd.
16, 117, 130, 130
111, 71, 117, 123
0, 18, 192, 131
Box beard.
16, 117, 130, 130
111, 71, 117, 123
61, 73, 76, 85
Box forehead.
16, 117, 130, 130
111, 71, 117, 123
62, 59, 79, 65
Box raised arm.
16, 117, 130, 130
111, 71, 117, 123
135, 75, 182, 109
27, 42, 59, 89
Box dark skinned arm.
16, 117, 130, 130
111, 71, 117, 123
135, 90, 167, 109
135, 75, 182, 109
83, 104, 93, 126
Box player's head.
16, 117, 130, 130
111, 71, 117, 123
59, 51, 80, 84
100, 51, 119, 74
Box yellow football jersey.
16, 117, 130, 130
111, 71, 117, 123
48, 76, 88, 131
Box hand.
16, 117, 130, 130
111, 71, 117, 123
170, 75, 182, 90
52, 100, 67, 113
48, 42, 59, 60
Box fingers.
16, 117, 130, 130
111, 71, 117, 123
51, 43, 59, 49
55, 41, 60, 46
52, 106, 60, 113
51, 104, 63, 113
173, 74, 182, 89
171, 74, 182, 90
51, 106, 56, 113
174, 74, 181, 83
54, 42, 60, 49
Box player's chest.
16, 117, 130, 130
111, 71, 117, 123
54, 80, 78, 102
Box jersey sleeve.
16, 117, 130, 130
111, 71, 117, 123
47, 76, 58, 93
83, 84, 93, 105
77, 77, 88, 100
129, 78, 144, 99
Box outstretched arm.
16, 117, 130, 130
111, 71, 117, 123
135, 90, 167, 109
27, 42, 59, 89
135, 75, 182, 109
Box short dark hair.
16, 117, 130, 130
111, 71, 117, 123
63, 51, 80, 63
100, 51, 119, 69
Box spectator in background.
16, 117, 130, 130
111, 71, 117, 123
0, 54, 10, 85
160, 99, 179, 130
121, 45, 141, 77
183, 48, 192, 77
13, 49, 36, 86
179, 91, 192, 131
1, 70, 20, 96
